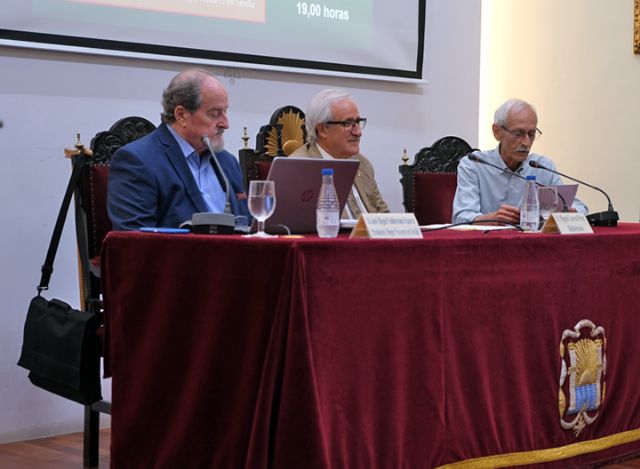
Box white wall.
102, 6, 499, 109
0, 0, 482, 443
480, 0, 640, 221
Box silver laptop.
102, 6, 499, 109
264, 157, 359, 234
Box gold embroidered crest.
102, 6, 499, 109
559, 319, 606, 437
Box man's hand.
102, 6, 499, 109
474, 204, 521, 225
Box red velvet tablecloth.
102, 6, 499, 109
101, 224, 640, 468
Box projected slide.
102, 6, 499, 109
0, 0, 425, 80
68, 0, 267, 23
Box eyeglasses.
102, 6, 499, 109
325, 117, 367, 130
500, 125, 542, 140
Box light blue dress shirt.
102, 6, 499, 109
167, 126, 226, 213
452, 146, 588, 224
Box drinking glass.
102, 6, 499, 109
246, 180, 276, 237
537, 186, 558, 223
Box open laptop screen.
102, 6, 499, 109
264, 157, 359, 234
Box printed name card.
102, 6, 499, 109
350, 213, 423, 239
542, 212, 593, 234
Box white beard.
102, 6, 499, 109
210, 136, 225, 152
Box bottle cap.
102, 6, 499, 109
526, 175, 536, 180
322, 168, 334, 176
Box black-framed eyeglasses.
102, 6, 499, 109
500, 125, 542, 140
325, 117, 367, 130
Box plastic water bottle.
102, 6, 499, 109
316, 168, 340, 238
520, 175, 540, 231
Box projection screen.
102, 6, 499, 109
0, 0, 426, 81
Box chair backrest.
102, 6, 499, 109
66, 115, 155, 468
398, 136, 477, 224
239, 105, 306, 190
73, 116, 155, 310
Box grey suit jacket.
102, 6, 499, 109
291, 142, 389, 218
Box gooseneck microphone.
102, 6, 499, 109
528, 160, 618, 226
468, 153, 522, 176
202, 135, 232, 215
185, 135, 239, 234
468, 153, 568, 211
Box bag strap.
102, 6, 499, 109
38, 153, 88, 293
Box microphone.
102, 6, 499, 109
194, 135, 237, 234
528, 160, 618, 226
468, 153, 522, 176
468, 153, 568, 211
201, 135, 232, 215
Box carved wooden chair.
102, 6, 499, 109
238, 105, 306, 191
70, 116, 155, 467
398, 136, 477, 224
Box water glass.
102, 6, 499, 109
537, 187, 558, 222
246, 180, 276, 237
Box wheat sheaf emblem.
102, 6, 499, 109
558, 319, 606, 437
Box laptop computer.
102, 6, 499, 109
263, 157, 359, 234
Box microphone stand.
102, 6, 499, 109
468, 153, 569, 211
528, 161, 618, 227
202, 135, 232, 215
191, 135, 236, 234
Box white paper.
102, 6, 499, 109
420, 224, 516, 232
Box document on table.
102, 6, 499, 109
421, 224, 516, 231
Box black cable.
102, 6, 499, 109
265, 223, 291, 235
422, 219, 524, 232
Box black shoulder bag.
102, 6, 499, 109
17, 153, 102, 405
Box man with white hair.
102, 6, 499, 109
452, 98, 587, 224
291, 89, 389, 218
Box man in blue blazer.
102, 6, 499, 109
107, 69, 250, 230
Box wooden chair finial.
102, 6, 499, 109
401, 148, 409, 165
64, 133, 93, 159
242, 127, 250, 149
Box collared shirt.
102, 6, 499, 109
452, 145, 588, 224
167, 126, 226, 213
316, 144, 367, 219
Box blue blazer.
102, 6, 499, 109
107, 123, 250, 230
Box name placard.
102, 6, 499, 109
350, 213, 423, 239
541, 212, 593, 234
